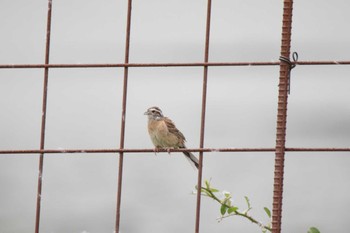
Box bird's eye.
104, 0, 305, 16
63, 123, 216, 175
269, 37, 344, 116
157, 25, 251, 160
151, 110, 155, 113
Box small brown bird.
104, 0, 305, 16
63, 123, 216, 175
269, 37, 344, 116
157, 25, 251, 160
144, 106, 199, 169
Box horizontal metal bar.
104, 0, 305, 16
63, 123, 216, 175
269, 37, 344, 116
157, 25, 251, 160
296, 61, 350, 65
0, 62, 279, 69
286, 148, 350, 152
1, 60, 350, 69
0, 147, 349, 154
0, 148, 274, 154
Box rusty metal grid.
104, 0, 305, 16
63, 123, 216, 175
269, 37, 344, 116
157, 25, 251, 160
1, 0, 350, 233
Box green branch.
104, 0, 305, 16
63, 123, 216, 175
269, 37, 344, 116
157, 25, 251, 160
197, 180, 272, 232
197, 180, 320, 233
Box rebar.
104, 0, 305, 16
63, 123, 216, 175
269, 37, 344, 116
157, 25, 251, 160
1, 60, 350, 69
115, 0, 133, 232
272, 1, 294, 233
1, 147, 350, 155
195, 0, 212, 232
35, 1, 53, 233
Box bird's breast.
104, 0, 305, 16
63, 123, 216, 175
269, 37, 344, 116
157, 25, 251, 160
147, 119, 179, 148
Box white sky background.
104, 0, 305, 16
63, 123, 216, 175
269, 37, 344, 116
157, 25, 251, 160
1, 0, 350, 233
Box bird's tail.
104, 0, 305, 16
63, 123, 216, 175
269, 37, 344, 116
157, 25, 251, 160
183, 151, 199, 169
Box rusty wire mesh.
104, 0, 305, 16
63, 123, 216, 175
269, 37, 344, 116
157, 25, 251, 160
1, 0, 350, 233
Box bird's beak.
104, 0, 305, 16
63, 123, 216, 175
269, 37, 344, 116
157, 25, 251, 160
144, 111, 149, 115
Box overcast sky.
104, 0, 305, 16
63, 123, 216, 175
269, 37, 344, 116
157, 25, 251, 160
1, 0, 350, 233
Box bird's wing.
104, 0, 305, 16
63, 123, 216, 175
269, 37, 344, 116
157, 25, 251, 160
164, 117, 187, 143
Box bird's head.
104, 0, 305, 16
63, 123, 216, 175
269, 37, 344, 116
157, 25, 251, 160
144, 106, 164, 120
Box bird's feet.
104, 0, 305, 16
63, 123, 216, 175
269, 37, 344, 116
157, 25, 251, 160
165, 147, 174, 155
154, 147, 161, 155
153, 147, 174, 155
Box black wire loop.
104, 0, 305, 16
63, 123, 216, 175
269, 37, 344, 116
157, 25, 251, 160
279, 52, 298, 94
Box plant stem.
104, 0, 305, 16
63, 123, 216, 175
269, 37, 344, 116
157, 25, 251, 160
201, 187, 272, 232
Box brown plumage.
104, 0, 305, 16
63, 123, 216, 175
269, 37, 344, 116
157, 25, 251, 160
144, 106, 199, 169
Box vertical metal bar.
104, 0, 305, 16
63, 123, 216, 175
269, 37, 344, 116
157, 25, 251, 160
115, 0, 132, 232
272, 1, 294, 233
195, 0, 212, 232
35, 1, 53, 233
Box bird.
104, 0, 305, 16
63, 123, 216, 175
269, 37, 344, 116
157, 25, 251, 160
144, 106, 199, 169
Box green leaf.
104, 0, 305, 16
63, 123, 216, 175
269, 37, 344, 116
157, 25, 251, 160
201, 189, 210, 197
210, 188, 219, 193
203, 188, 215, 198
307, 227, 320, 233
244, 196, 251, 209
224, 193, 231, 199
220, 204, 228, 215
205, 180, 210, 189
227, 206, 239, 214
263, 207, 271, 218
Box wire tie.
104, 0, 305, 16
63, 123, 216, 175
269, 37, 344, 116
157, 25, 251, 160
279, 52, 298, 94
